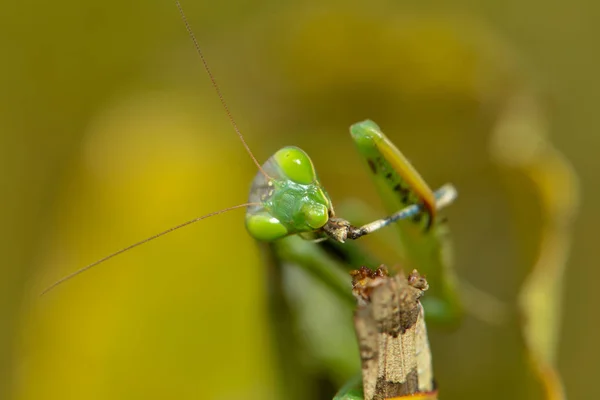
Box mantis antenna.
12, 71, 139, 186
174, 0, 270, 180
42, 1, 279, 294
41, 203, 260, 295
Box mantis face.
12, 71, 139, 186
246, 146, 333, 241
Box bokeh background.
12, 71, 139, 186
1, 0, 597, 399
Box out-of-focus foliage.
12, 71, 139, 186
491, 91, 579, 400
1, 1, 596, 399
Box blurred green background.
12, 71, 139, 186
1, 0, 597, 399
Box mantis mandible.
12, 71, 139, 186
42, 1, 462, 398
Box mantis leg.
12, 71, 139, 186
349, 121, 462, 326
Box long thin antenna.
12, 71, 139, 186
41, 202, 258, 295
174, 0, 270, 179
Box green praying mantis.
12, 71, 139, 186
42, 2, 468, 398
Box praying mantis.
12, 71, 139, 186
41, 2, 468, 399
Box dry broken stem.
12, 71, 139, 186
351, 266, 437, 400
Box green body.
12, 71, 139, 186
246, 120, 460, 324
245, 121, 460, 399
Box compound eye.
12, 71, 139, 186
246, 213, 288, 241
274, 147, 317, 185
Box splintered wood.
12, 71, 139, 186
351, 266, 436, 400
